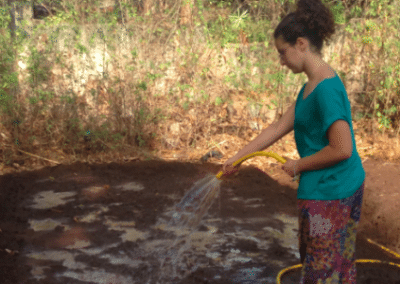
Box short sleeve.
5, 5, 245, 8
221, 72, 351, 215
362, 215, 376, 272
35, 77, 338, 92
315, 85, 348, 138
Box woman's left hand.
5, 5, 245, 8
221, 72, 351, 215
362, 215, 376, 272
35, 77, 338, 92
282, 158, 299, 178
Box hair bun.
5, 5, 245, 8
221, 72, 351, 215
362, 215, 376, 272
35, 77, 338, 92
294, 0, 335, 43
273, 0, 335, 52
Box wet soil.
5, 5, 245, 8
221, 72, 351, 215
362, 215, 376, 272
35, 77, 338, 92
0, 158, 399, 283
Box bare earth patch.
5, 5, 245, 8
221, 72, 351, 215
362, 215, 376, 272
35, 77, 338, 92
0, 158, 399, 283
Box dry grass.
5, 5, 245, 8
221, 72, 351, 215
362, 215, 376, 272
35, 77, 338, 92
0, 1, 399, 176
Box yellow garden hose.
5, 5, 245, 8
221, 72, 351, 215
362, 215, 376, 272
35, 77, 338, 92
207, 151, 400, 283
215, 151, 287, 179
277, 256, 400, 284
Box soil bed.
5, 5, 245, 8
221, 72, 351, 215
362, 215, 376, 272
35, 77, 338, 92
0, 159, 399, 283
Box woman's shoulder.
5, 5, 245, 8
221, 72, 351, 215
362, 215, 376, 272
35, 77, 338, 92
321, 65, 336, 79
317, 68, 343, 90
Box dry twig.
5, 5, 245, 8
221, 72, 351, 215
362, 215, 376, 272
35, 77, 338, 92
17, 149, 61, 165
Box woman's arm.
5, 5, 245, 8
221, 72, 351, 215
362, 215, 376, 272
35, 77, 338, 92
230, 103, 295, 161
297, 119, 353, 173
222, 103, 295, 174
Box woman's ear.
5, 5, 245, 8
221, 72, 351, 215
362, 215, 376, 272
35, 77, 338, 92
296, 37, 309, 52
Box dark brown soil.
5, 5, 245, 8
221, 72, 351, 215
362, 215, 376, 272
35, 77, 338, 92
0, 158, 399, 283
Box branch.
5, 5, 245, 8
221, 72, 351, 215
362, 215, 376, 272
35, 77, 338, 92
17, 149, 61, 165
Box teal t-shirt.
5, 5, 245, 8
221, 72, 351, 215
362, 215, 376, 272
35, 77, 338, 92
294, 72, 365, 200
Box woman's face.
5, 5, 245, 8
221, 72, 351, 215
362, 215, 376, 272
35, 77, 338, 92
274, 36, 304, 74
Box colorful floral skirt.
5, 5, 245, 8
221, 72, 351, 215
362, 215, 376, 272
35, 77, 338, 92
297, 182, 364, 284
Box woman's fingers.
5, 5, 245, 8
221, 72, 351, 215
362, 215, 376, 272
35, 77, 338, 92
223, 164, 237, 176
224, 164, 231, 174
222, 158, 233, 173
222, 157, 239, 177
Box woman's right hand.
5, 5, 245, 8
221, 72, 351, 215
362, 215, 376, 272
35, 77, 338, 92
222, 156, 239, 177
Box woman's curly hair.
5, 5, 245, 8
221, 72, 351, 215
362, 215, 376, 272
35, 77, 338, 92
274, 0, 335, 53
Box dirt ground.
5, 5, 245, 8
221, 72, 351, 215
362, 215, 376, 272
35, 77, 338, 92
0, 157, 399, 283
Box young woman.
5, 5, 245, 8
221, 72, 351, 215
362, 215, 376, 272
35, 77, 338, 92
222, 0, 365, 283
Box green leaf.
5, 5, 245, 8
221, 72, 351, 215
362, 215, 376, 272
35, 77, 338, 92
384, 77, 394, 89
386, 105, 397, 114
331, 2, 345, 24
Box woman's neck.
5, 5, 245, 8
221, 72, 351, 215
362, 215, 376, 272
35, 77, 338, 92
303, 55, 329, 82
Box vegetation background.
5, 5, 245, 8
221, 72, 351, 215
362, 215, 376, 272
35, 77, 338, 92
0, 0, 399, 175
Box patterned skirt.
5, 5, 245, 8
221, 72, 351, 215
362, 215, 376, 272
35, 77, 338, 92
297, 182, 364, 284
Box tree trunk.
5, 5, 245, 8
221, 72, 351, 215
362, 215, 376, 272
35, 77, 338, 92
5, 0, 21, 145
180, 0, 193, 27
143, 0, 153, 14
115, 0, 128, 24
7, 0, 17, 38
